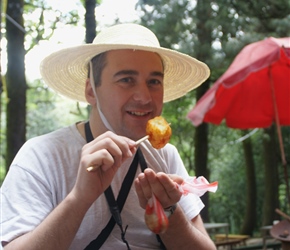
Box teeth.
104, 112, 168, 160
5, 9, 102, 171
129, 111, 148, 116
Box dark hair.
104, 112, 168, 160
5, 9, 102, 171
88, 52, 107, 87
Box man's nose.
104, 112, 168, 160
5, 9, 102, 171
133, 83, 152, 104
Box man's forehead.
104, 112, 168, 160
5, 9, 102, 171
105, 49, 164, 70
113, 69, 164, 78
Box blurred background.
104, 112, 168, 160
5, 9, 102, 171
1, 0, 290, 239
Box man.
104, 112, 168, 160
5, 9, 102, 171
1, 23, 215, 249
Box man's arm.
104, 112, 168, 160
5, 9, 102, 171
160, 207, 216, 250
3, 131, 136, 249
135, 168, 216, 250
4, 191, 90, 250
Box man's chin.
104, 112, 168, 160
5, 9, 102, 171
123, 130, 146, 141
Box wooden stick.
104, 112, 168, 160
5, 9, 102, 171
135, 135, 149, 145
275, 208, 290, 221
87, 135, 149, 172
87, 164, 100, 172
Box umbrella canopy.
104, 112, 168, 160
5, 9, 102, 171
187, 37, 290, 129
187, 37, 290, 202
270, 220, 290, 242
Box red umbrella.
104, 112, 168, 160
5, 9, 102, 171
187, 37, 290, 197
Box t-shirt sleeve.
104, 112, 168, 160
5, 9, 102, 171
164, 145, 205, 220
1, 143, 55, 246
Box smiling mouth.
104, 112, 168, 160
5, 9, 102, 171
128, 111, 151, 116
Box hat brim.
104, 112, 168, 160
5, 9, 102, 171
40, 43, 210, 103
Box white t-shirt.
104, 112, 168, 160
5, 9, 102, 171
1, 124, 204, 249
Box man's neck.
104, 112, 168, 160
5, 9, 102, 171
77, 107, 109, 140
76, 121, 86, 140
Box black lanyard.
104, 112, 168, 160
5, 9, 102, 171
84, 122, 147, 250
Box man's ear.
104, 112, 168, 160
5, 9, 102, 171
85, 78, 97, 105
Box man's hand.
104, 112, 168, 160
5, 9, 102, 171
72, 131, 137, 207
134, 168, 183, 209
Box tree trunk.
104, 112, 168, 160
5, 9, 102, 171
5, 0, 26, 171
240, 130, 256, 235
85, 0, 96, 43
194, 122, 209, 220
0, 0, 2, 147
84, 0, 96, 118
194, 0, 212, 222
262, 125, 280, 225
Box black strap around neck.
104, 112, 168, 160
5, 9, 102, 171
84, 122, 147, 250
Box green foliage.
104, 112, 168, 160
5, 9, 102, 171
208, 125, 265, 233
1, 0, 90, 175
2, 0, 290, 235
137, 0, 196, 52
0, 92, 7, 185
231, 0, 290, 37
162, 90, 198, 173
26, 80, 89, 139
1, 79, 89, 184
23, 0, 82, 52
137, 0, 290, 234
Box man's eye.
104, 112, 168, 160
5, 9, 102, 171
149, 79, 162, 86
119, 77, 134, 83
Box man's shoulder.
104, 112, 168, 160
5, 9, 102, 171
11, 124, 85, 168
29, 124, 82, 143
21, 124, 84, 156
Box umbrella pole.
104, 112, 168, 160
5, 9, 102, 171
269, 67, 290, 206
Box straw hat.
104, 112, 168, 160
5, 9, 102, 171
40, 23, 210, 103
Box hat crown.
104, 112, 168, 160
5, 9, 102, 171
93, 23, 161, 48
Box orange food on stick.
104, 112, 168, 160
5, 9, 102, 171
88, 116, 171, 172
145, 116, 172, 149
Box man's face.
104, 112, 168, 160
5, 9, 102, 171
96, 49, 164, 140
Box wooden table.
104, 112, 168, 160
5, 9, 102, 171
215, 238, 247, 250
261, 225, 273, 250
204, 223, 230, 249
215, 234, 249, 243
204, 223, 229, 232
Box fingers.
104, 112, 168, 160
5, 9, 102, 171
82, 131, 136, 172
135, 173, 150, 208
85, 149, 116, 172
135, 169, 182, 209
73, 131, 137, 205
